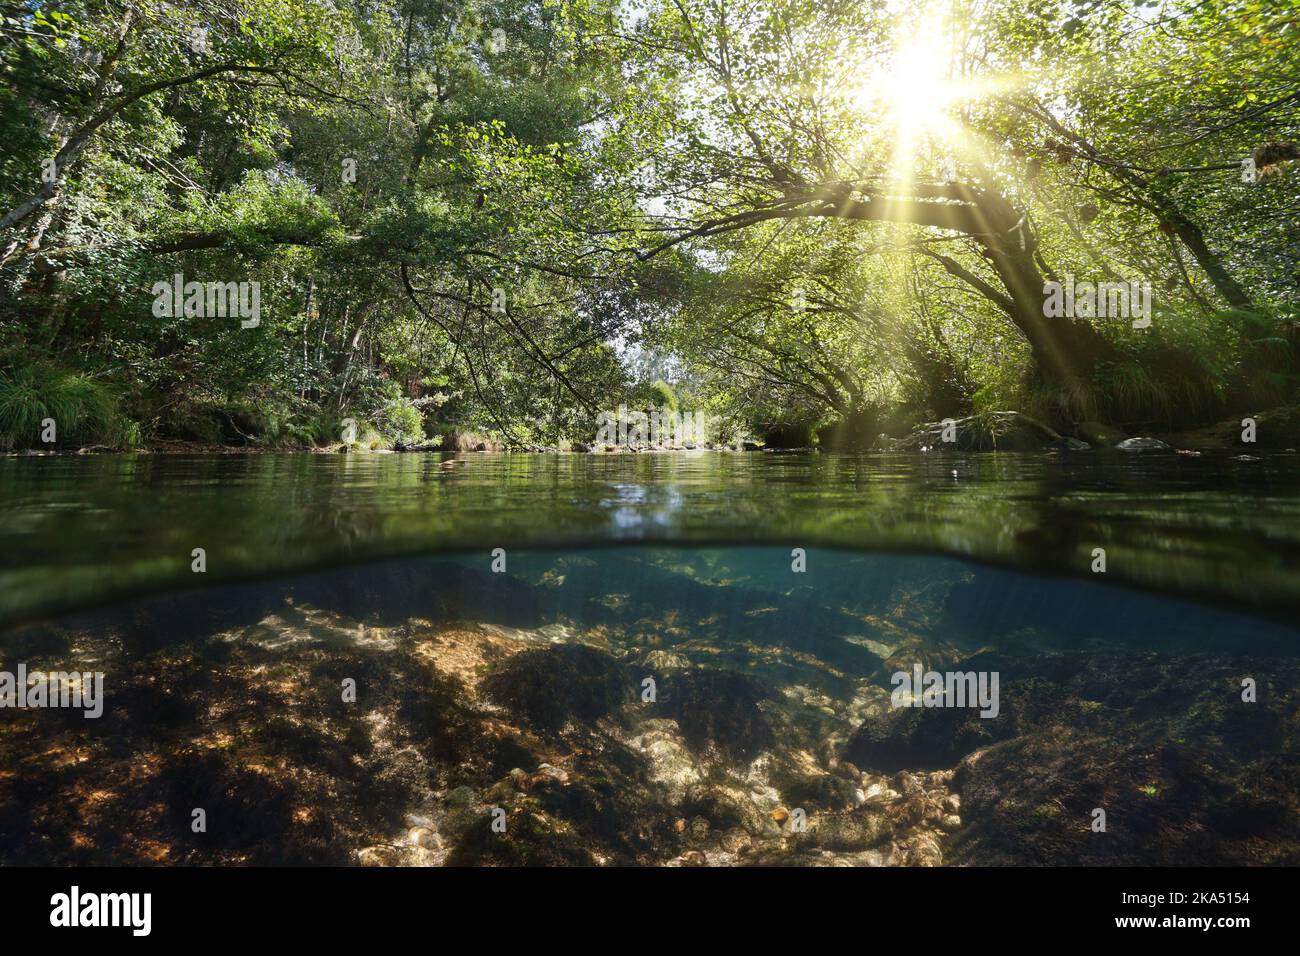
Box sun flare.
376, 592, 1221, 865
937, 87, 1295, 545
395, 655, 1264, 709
843, 2, 1012, 184
885, 36, 962, 137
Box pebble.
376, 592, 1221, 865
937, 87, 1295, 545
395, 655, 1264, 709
904, 833, 944, 867
832, 759, 862, 781
893, 771, 924, 796
446, 785, 476, 807
771, 807, 790, 825
408, 826, 441, 849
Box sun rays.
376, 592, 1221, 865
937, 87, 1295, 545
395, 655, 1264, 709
846, 2, 1016, 190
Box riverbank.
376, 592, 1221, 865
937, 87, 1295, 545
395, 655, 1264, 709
9, 403, 1297, 458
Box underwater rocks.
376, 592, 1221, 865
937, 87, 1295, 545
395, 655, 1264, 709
680, 780, 783, 841
481, 643, 630, 731
841, 650, 1300, 866
357, 842, 441, 867
656, 667, 774, 765
629, 719, 701, 803
436, 728, 679, 866
13, 549, 1295, 869
4, 561, 951, 867
948, 724, 1300, 865
0, 565, 963, 869
842, 694, 1016, 773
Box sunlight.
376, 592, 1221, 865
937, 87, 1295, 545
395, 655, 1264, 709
844, 5, 971, 365
846, 3, 991, 180
849, 10, 962, 139
883, 29, 962, 141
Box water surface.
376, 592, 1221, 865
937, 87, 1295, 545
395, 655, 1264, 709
3, 450, 1299, 626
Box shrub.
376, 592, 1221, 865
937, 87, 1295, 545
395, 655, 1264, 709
0, 360, 134, 450
650, 379, 678, 412
371, 396, 424, 445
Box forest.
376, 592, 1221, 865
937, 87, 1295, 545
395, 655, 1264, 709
2, 0, 1298, 451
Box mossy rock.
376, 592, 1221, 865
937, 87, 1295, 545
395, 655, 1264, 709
768, 761, 858, 811
658, 668, 774, 764
842, 698, 1016, 773
681, 782, 777, 836
895, 411, 1061, 451
481, 644, 629, 731
444, 806, 597, 866
800, 809, 894, 851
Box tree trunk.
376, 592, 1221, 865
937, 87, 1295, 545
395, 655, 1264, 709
982, 234, 1115, 387
1160, 207, 1253, 309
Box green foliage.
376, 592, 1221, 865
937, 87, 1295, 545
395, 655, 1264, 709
650, 380, 678, 412
369, 396, 425, 445
1, 0, 1296, 449
352, 378, 424, 445
0, 359, 134, 450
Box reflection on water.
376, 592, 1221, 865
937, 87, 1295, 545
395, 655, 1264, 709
2, 547, 1298, 866
3, 451, 1300, 627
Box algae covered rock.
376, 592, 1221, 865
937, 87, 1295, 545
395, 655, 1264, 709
800, 808, 894, 851
895, 411, 1062, 451
481, 644, 629, 731
1115, 436, 1172, 452
842, 697, 1015, 773
944, 653, 1300, 865
1076, 421, 1128, 447
657, 667, 774, 764
680, 781, 778, 837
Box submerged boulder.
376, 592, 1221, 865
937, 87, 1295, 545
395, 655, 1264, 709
481, 644, 629, 731
680, 781, 779, 837
798, 807, 894, 851
657, 668, 774, 764
842, 697, 1016, 773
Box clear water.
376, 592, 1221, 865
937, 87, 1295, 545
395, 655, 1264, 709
2, 452, 1298, 865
